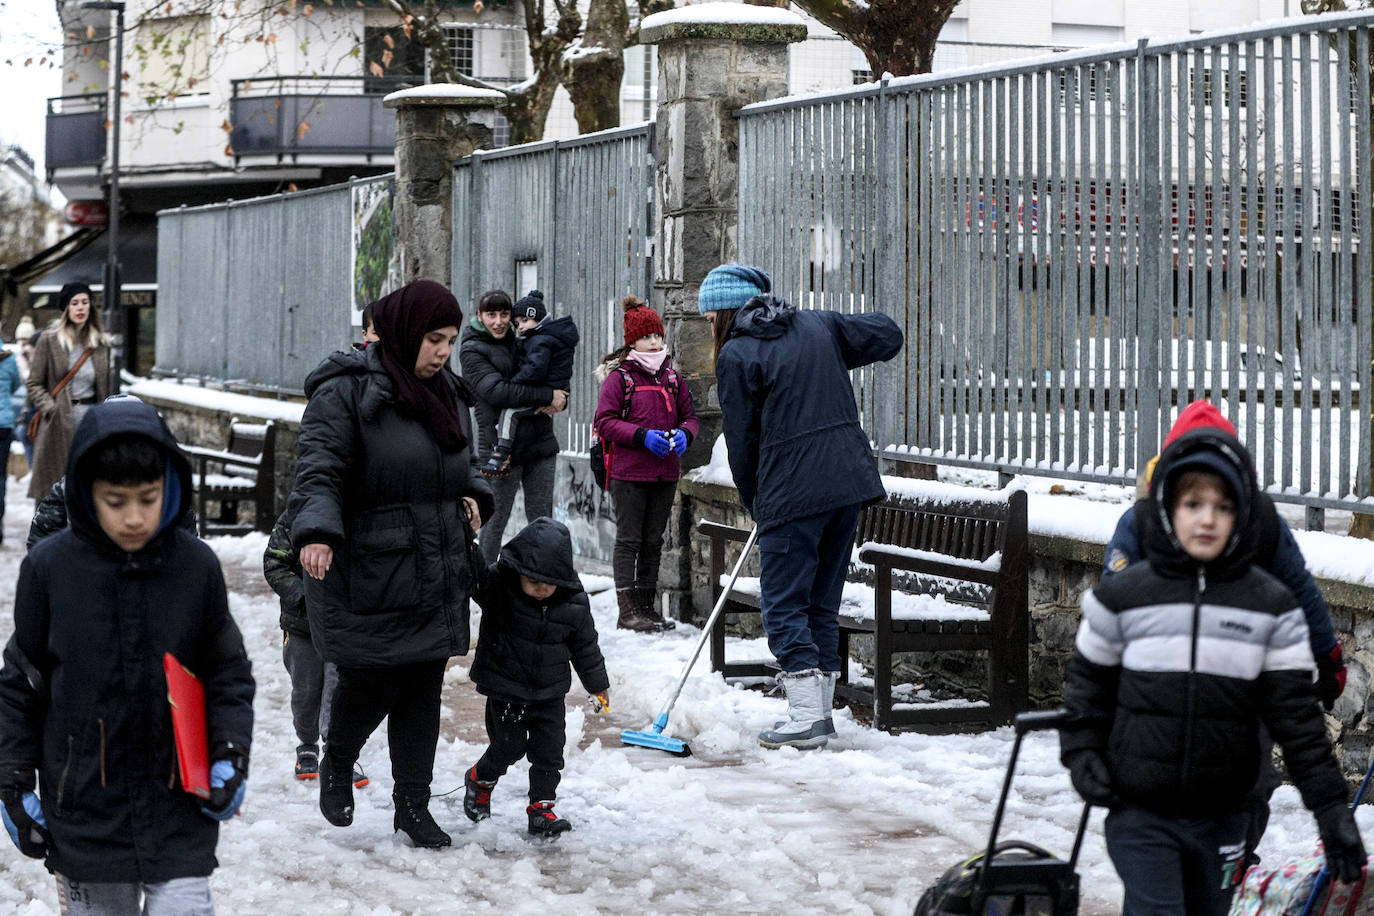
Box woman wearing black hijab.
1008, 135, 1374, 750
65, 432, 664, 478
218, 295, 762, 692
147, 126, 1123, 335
289, 280, 494, 848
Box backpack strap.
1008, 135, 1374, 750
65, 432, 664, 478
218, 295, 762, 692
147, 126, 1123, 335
616, 366, 636, 420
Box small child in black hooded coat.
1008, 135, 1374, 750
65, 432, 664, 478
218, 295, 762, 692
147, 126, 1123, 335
481, 290, 580, 478
463, 517, 608, 836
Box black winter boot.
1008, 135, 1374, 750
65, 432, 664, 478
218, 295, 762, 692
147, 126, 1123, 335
527, 800, 571, 837
294, 744, 319, 781
635, 587, 676, 630
464, 766, 497, 822
319, 753, 355, 826
393, 791, 452, 848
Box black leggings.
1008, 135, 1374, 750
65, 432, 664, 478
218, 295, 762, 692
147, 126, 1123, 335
326, 659, 446, 798
608, 479, 677, 591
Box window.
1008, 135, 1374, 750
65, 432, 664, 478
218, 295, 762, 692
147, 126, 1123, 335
445, 27, 474, 77
133, 16, 211, 101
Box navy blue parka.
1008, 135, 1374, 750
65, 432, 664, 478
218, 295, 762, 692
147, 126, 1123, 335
714, 296, 903, 531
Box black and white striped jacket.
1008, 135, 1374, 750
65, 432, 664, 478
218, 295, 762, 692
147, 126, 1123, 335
1061, 428, 1348, 820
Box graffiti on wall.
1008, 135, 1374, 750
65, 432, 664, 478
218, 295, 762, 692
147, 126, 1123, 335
554, 456, 617, 564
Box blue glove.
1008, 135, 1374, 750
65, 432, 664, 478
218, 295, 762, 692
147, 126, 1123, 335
200, 759, 246, 821
2, 791, 51, 859
669, 429, 688, 456
644, 429, 672, 458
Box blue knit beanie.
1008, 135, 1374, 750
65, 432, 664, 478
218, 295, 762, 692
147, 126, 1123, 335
698, 264, 771, 315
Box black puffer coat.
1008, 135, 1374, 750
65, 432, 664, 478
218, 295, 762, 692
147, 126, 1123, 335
1061, 428, 1348, 820
469, 518, 609, 702
715, 297, 903, 531
289, 345, 495, 666
459, 318, 558, 465
0, 398, 255, 882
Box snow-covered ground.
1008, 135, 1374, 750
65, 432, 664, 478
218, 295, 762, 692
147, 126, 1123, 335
1, 480, 1370, 916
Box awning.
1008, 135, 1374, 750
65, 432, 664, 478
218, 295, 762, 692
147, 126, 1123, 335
27, 214, 158, 310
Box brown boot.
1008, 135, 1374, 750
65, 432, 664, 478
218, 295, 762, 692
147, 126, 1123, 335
635, 587, 676, 630
616, 588, 661, 632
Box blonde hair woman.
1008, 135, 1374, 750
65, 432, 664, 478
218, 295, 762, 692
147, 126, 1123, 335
26, 282, 111, 499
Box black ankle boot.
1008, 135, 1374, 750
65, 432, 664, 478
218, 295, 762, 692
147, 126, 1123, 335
464, 766, 497, 822
527, 800, 571, 837
393, 792, 452, 848
319, 754, 355, 827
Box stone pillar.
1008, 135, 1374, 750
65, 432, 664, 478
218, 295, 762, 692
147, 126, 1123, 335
641, 6, 807, 466
641, 5, 806, 621
384, 85, 503, 285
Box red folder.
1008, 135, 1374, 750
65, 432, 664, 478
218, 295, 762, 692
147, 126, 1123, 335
163, 653, 211, 799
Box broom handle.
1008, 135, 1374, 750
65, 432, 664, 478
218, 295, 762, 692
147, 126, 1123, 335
657, 526, 759, 718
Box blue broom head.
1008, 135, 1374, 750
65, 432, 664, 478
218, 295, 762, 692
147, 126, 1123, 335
620, 727, 691, 757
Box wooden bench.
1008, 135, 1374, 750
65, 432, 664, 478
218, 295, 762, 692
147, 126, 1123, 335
182, 419, 277, 537
698, 486, 1030, 733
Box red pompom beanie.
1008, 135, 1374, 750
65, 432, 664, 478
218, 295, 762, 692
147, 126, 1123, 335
623, 296, 664, 348
1163, 400, 1236, 448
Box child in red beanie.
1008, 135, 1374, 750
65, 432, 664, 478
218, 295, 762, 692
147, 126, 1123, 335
592, 295, 699, 632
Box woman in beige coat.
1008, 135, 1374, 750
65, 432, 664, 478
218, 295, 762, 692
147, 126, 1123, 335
26, 282, 111, 499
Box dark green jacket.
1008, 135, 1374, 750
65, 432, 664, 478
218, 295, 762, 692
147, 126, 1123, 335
263, 514, 308, 637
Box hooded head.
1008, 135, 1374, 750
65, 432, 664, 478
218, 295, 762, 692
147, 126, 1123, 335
1140, 400, 1238, 495
497, 517, 582, 592
697, 264, 771, 315
515, 289, 547, 323
65, 396, 191, 554
1144, 426, 1258, 574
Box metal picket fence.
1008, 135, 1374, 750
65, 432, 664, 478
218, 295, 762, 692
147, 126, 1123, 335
738, 9, 1374, 511
450, 122, 655, 452
156, 178, 367, 395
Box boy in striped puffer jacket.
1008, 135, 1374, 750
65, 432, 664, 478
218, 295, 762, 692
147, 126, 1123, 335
1060, 426, 1364, 916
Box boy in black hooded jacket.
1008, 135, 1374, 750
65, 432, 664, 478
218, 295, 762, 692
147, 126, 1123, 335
0, 398, 254, 913
463, 517, 608, 837
1060, 426, 1364, 915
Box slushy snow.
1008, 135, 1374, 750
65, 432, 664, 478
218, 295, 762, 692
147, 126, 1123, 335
0, 481, 1369, 915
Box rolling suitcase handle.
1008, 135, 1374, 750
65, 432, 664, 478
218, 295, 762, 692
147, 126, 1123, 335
979, 708, 1093, 898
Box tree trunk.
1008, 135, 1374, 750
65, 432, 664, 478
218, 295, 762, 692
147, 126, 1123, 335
563, 0, 628, 134
792, 0, 961, 77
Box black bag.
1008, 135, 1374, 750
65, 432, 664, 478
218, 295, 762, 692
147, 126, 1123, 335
590, 438, 611, 490
913, 841, 1079, 916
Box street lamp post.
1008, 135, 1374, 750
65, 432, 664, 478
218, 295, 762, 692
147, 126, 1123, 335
81, 0, 126, 389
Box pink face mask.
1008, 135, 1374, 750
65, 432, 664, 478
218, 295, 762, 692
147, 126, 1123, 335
628, 348, 669, 375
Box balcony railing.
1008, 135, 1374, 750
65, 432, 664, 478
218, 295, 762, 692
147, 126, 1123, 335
46, 94, 107, 171
229, 76, 419, 158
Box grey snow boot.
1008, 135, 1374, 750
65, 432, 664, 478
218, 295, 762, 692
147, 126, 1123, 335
820, 671, 838, 737
758, 669, 829, 749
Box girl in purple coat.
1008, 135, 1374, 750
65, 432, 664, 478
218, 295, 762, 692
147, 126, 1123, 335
593, 296, 700, 633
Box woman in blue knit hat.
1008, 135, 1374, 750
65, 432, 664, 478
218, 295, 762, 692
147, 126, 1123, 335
699, 263, 903, 749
